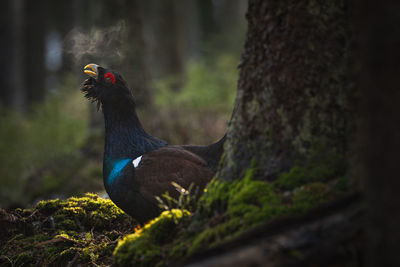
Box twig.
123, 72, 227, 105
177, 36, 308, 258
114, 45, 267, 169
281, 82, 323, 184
0, 255, 14, 267
35, 235, 79, 247
27, 210, 38, 218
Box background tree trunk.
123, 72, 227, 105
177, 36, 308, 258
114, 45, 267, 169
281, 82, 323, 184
217, 0, 354, 181
25, 0, 46, 104
0, 0, 26, 112
142, 0, 185, 85
121, 0, 152, 107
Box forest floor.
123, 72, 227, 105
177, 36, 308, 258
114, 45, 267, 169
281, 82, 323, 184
0, 162, 363, 266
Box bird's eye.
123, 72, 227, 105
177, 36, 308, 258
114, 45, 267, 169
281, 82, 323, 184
104, 72, 116, 84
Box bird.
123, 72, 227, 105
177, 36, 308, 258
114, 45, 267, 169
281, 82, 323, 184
81, 63, 225, 223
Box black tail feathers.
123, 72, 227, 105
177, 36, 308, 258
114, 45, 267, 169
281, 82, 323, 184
182, 134, 226, 172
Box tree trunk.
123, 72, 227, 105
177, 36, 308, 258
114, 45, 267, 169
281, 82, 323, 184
25, 0, 46, 104
121, 0, 152, 107
0, 0, 26, 112
217, 0, 354, 181
197, 0, 218, 41
357, 1, 400, 266
174, 0, 202, 61
142, 0, 185, 85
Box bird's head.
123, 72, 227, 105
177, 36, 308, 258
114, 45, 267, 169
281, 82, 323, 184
81, 63, 131, 109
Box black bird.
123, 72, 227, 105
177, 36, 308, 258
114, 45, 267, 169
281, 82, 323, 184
81, 64, 225, 223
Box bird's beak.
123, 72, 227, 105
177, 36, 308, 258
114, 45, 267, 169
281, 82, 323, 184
83, 63, 99, 78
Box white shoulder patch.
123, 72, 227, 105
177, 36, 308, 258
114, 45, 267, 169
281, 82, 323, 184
132, 155, 142, 168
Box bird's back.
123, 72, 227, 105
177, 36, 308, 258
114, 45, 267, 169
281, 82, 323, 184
180, 134, 226, 172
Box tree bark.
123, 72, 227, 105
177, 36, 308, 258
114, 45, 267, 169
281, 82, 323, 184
25, 0, 46, 104
142, 0, 185, 84
0, 0, 26, 112
217, 0, 354, 181
357, 1, 400, 266
121, 0, 152, 107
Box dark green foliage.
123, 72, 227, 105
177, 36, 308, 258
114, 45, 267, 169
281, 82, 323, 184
0, 81, 104, 208
147, 55, 236, 145
154, 55, 237, 114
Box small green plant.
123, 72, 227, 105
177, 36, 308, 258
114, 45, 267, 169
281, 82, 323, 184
155, 182, 200, 216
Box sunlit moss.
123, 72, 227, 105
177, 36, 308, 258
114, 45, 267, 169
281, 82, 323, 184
113, 209, 190, 267
0, 193, 136, 266
35, 192, 130, 232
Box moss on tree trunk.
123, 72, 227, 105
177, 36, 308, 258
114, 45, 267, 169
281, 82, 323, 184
218, 0, 354, 181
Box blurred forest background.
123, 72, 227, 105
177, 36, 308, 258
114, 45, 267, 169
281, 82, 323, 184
0, 0, 247, 208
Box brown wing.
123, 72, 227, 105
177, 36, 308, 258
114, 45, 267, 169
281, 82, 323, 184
135, 146, 214, 206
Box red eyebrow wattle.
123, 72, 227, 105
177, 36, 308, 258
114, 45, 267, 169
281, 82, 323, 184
104, 72, 116, 84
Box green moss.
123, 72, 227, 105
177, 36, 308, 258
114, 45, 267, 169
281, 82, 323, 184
188, 172, 289, 254
189, 218, 241, 255
54, 218, 78, 231
1, 193, 137, 266
288, 249, 304, 260
199, 165, 257, 215
114, 209, 190, 267
275, 165, 308, 190
275, 142, 347, 190
227, 177, 282, 225
169, 242, 187, 258
36, 199, 64, 215
291, 183, 332, 213
35, 192, 133, 232
199, 178, 231, 215
185, 162, 341, 256
334, 176, 348, 192
14, 251, 34, 266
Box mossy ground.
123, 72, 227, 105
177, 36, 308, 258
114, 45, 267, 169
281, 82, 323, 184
1, 153, 350, 266
112, 155, 350, 266
113, 209, 190, 266
0, 193, 137, 266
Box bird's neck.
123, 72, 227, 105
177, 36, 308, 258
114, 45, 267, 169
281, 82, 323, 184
102, 100, 148, 159
101, 98, 165, 185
